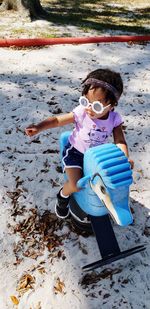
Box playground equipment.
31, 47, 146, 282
60, 131, 146, 271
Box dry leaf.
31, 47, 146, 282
38, 267, 46, 274
137, 169, 144, 176
16, 274, 35, 295
35, 301, 42, 309
54, 277, 65, 294
10, 295, 19, 305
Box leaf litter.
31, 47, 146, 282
11, 206, 68, 261
7, 188, 73, 299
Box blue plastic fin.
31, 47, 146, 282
77, 175, 91, 189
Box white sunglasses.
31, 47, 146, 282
79, 96, 111, 114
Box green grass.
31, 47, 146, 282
41, 0, 150, 34
11, 29, 58, 38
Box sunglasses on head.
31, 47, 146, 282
79, 96, 111, 114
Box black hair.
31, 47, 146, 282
82, 68, 123, 106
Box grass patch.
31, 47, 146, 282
0, 0, 149, 37
11, 29, 59, 38
41, 0, 150, 34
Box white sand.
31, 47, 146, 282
0, 40, 150, 309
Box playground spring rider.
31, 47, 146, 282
60, 131, 146, 271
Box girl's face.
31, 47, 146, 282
85, 87, 113, 119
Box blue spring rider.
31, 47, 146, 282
60, 131, 146, 271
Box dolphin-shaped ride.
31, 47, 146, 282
59, 131, 146, 271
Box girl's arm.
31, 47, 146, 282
25, 112, 74, 137
113, 125, 134, 168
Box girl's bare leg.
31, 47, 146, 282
61, 167, 83, 196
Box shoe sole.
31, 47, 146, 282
70, 208, 90, 224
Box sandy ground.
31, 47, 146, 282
0, 20, 150, 309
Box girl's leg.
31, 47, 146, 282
62, 167, 83, 196
55, 167, 82, 219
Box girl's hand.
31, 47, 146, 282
128, 158, 134, 169
25, 125, 39, 137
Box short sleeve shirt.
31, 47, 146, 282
69, 105, 123, 153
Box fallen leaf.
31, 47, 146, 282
137, 169, 144, 176
38, 267, 46, 274
10, 295, 19, 305
54, 277, 65, 294
16, 274, 35, 295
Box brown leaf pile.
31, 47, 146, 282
80, 267, 123, 287
7, 186, 67, 264
11, 202, 67, 262
7, 188, 24, 216
7, 188, 90, 269
7, 186, 92, 267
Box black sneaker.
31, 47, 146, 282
55, 190, 70, 219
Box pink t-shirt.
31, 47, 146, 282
69, 105, 123, 153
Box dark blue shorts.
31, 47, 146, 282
62, 142, 84, 171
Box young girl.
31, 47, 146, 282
25, 68, 134, 219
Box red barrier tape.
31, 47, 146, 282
0, 35, 150, 47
